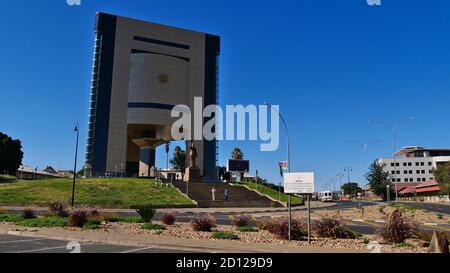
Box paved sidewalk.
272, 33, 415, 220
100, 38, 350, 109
0, 202, 336, 215
0, 223, 367, 253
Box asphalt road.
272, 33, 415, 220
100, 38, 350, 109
0, 235, 198, 253
398, 202, 450, 215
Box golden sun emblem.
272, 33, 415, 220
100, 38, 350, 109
158, 73, 169, 84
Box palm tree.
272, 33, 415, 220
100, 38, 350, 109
231, 148, 244, 160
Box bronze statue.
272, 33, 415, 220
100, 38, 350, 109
189, 142, 197, 168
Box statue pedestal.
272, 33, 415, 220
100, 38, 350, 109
184, 167, 202, 182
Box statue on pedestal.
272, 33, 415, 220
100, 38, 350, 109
189, 142, 197, 168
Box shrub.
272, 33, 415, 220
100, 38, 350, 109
48, 200, 69, 217
0, 213, 24, 223
237, 226, 259, 232
262, 218, 307, 240
231, 215, 251, 227
379, 206, 385, 214
212, 231, 239, 240
437, 213, 443, 220
68, 210, 88, 228
118, 216, 144, 223
312, 218, 355, 239
135, 206, 156, 223
142, 223, 166, 230
22, 208, 37, 219
375, 209, 420, 244
17, 216, 67, 228
83, 219, 101, 230
191, 214, 216, 232
88, 209, 100, 218
99, 213, 119, 222
161, 212, 176, 225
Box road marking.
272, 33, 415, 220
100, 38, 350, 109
423, 223, 438, 226
374, 220, 386, 223
353, 219, 365, 222
0, 238, 47, 244
121, 247, 156, 253
423, 225, 450, 232
12, 242, 95, 253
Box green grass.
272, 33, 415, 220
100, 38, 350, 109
396, 242, 414, 248
212, 231, 239, 240
437, 213, 443, 220
141, 223, 166, 230
83, 220, 102, 230
117, 216, 145, 223
0, 175, 17, 183
238, 182, 304, 205
16, 216, 68, 228
390, 203, 419, 211
0, 178, 195, 207
0, 213, 24, 222
237, 226, 259, 232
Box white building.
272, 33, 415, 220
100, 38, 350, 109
379, 146, 450, 183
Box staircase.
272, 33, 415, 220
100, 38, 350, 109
172, 180, 283, 208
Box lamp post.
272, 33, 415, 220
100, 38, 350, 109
343, 167, 353, 196
71, 123, 79, 208
337, 172, 344, 199
348, 139, 380, 181
264, 102, 293, 241
369, 117, 416, 203
165, 142, 170, 170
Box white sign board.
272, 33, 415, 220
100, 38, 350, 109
283, 172, 315, 194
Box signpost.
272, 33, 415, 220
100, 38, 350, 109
283, 172, 315, 243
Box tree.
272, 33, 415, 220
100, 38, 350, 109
231, 148, 244, 160
170, 146, 186, 173
341, 182, 360, 197
0, 132, 24, 175
365, 160, 392, 201
432, 162, 450, 195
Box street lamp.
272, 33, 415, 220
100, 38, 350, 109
264, 102, 293, 241
337, 172, 344, 198
369, 117, 416, 202
165, 142, 170, 170
348, 139, 380, 180
71, 123, 79, 208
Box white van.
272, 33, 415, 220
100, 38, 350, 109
319, 191, 333, 202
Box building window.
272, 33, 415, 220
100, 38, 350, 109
403, 163, 407, 167
391, 163, 395, 167
409, 178, 413, 182
404, 178, 408, 182
409, 170, 413, 174
397, 178, 401, 182
415, 162, 420, 166
421, 162, 425, 166
397, 171, 400, 174
408, 163, 412, 166
416, 170, 420, 174
417, 178, 421, 182
404, 170, 408, 174
396, 163, 400, 167
421, 170, 425, 174
422, 178, 426, 182
392, 179, 396, 182
428, 162, 432, 166
429, 170, 433, 174
392, 171, 396, 174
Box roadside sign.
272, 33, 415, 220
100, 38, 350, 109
283, 172, 315, 194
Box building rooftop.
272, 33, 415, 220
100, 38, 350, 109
394, 146, 450, 157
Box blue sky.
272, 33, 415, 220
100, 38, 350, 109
1, 0, 450, 191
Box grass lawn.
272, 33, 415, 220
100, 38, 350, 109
0, 178, 195, 207
238, 182, 304, 206
390, 203, 420, 211
0, 175, 17, 183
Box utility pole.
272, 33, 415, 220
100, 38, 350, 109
71, 123, 79, 208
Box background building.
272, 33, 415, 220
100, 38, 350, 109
379, 146, 450, 183
85, 12, 220, 179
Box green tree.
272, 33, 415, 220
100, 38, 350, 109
341, 182, 360, 197
170, 146, 186, 172
231, 148, 244, 160
365, 160, 392, 201
0, 132, 24, 175
432, 162, 450, 194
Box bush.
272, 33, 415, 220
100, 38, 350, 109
0, 213, 24, 223
142, 223, 166, 230
191, 214, 216, 232
48, 200, 69, 217
161, 212, 176, 225
231, 215, 251, 227
22, 208, 37, 219
88, 209, 100, 218
375, 209, 420, 244
212, 231, 239, 240
261, 218, 307, 240
312, 218, 355, 239
68, 210, 88, 228
83, 219, 101, 230
437, 213, 443, 220
237, 226, 259, 232
135, 206, 156, 223
17, 216, 67, 228
118, 216, 144, 223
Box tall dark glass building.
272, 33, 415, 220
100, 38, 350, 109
85, 12, 220, 179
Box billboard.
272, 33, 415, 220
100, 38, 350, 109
227, 159, 250, 173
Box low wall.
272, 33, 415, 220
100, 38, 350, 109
398, 195, 450, 203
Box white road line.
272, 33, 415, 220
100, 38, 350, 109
13, 242, 95, 253
121, 247, 156, 253
0, 238, 47, 244
424, 223, 439, 226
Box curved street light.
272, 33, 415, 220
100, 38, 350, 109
369, 117, 416, 202
348, 139, 380, 183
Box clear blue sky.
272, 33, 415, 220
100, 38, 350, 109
1, 0, 450, 191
